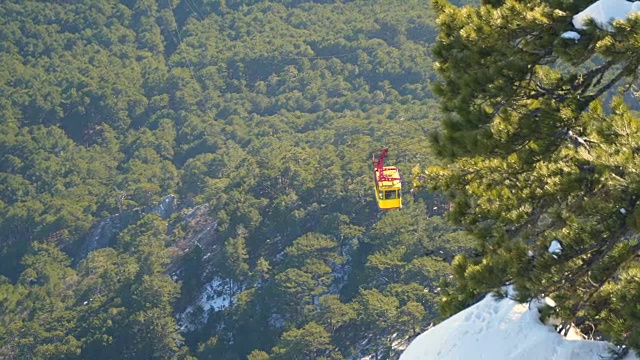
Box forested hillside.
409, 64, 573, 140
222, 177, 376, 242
0, 1, 473, 359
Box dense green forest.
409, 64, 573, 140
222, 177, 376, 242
0, 0, 474, 358
4, 0, 640, 358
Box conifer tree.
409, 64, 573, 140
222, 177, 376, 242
270, 322, 335, 360
421, 0, 640, 352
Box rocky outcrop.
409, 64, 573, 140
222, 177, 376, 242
74, 195, 178, 264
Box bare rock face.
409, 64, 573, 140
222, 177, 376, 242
75, 194, 178, 263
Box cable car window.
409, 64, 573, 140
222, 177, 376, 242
384, 190, 396, 199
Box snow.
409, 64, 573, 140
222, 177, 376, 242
152, 194, 176, 219
561, 31, 581, 41
548, 240, 563, 254
401, 292, 639, 360
179, 277, 233, 330
199, 278, 233, 312
572, 0, 640, 31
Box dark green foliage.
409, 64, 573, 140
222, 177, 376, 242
424, 0, 640, 354
271, 322, 335, 359
0, 0, 476, 358
0, 236, 182, 359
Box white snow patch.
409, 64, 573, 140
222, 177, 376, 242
199, 278, 233, 312
401, 293, 639, 360
561, 31, 581, 42
572, 0, 640, 31
545, 297, 557, 308
179, 277, 233, 330
152, 194, 176, 219
548, 240, 563, 254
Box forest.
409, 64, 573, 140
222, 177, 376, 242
2, 0, 640, 359
0, 0, 472, 359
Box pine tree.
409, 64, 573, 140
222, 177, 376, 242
270, 322, 335, 360
313, 294, 357, 334
247, 349, 270, 360
422, 0, 640, 352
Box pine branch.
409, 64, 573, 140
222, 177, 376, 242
572, 60, 615, 95
570, 241, 640, 315
544, 225, 629, 296
580, 63, 634, 110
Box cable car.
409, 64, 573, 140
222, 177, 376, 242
372, 148, 402, 210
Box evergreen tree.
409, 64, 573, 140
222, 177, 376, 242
422, 0, 640, 352
313, 294, 357, 334
271, 322, 336, 360
354, 289, 400, 358
247, 349, 270, 360
222, 232, 250, 283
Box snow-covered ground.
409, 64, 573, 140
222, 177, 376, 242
179, 277, 233, 330
401, 292, 639, 360
572, 0, 640, 30
561, 0, 640, 41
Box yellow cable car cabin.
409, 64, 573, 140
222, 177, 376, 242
372, 148, 402, 210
